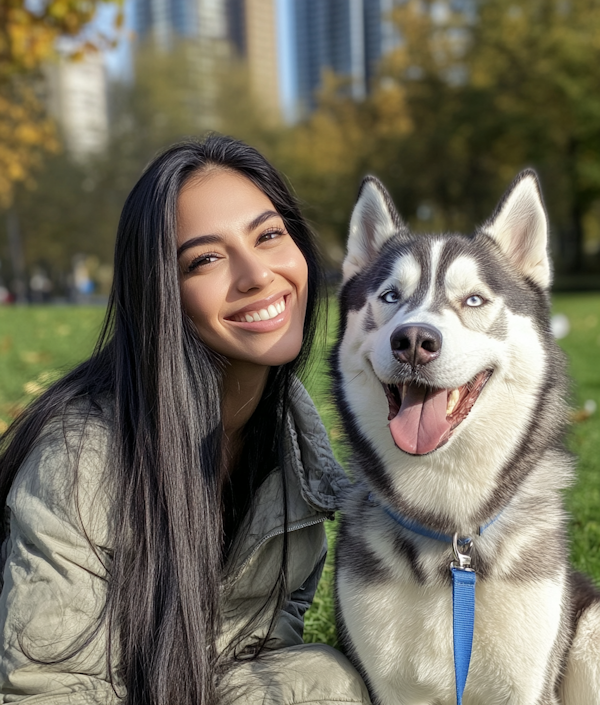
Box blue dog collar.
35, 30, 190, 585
369, 492, 502, 705
368, 492, 500, 544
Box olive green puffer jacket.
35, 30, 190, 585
0, 381, 370, 704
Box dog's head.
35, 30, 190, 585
333, 171, 568, 518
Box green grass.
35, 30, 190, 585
550, 295, 600, 578
0, 296, 599, 647
0, 306, 105, 430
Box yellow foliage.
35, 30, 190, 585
0, 0, 122, 206
0, 80, 59, 208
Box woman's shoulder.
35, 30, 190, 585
6, 395, 116, 545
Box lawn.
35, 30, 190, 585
0, 295, 599, 647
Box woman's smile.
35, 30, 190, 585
177, 169, 308, 370
226, 292, 288, 326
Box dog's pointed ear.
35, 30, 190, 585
483, 170, 551, 288
343, 176, 403, 283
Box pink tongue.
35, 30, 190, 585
389, 385, 450, 455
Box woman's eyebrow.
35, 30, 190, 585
247, 209, 280, 231
177, 234, 222, 258
177, 210, 282, 258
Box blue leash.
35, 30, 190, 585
369, 493, 500, 705
451, 564, 476, 705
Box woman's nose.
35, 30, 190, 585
234, 252, 273, 292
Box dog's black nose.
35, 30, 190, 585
390, 324, 442, 366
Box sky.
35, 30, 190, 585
93, 0, 134, 81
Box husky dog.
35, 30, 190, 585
333, 171, 600, 705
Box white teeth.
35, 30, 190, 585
447, 389, 460, 416
237, 298, 286, 323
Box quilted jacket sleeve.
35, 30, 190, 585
0, 417, 121, 704
266, 534, 327, 650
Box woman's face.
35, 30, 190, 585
177, 169, 309, 370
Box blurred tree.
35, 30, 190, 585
270, 73, 376, 263
0, 0, 123, 208
466, 0, 600, 272
369, 0, 600, 273
218, 68, 379, 265
9, 150, 115, 289
4, 36, 225, 294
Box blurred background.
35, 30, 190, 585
2, 0, 600, 303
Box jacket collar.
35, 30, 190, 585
222, 379, 348, 582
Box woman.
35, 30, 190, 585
0, 136, 371, 705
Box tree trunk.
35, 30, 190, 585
6, 208, 27, 303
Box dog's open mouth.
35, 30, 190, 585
382, 370, 492, 455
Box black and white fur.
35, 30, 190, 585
333, 171, 600, 705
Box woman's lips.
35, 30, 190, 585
230, 296, 286, 323
225, 294, 291, 332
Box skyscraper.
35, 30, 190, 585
133, 0, 229, 46
132, 0, 231, 128
45, 52, 109, 159
130, 0, 403, 123
242, 0, 281, 120
292, 0, 402, 118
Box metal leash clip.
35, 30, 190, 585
451, 533, 474, 572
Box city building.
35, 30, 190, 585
130, 0, 403, 123
133, 0, 230, 47
240, 0, 282, 120
132, 0, 232, 128
236, 0, 403, 121
291, 0, 402, 118
45, 51, 109, 159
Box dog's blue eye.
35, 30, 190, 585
465, 295, 484, 307
381, 290, 399, 304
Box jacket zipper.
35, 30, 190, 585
222, 515, 329, 589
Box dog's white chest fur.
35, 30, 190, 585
338, 531, 565, 705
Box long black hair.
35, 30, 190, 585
0, 135, 324, 705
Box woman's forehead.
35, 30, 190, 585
177, 170, 280, 243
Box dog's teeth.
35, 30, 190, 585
402, 384, 408, 400
447, 389, 460, 415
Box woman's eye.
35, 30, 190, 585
465, 294, 485, 307
258, 228, 285, 244
187, 254, 219, 272
381, 290, 399, 304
